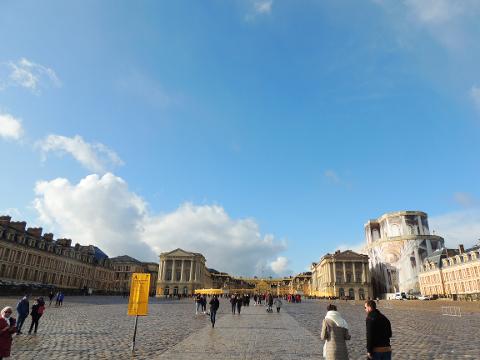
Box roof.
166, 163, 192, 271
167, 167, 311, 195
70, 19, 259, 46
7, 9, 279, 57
110, 255, 141, 263
93, 246, 109, 262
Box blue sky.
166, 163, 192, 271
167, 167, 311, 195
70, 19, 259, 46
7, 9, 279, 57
1, 0, 480, 276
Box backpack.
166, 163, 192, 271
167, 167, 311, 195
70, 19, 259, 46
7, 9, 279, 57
38, 305, 45, 315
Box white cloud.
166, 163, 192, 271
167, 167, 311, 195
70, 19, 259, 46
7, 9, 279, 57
324, 169, 341, 184
33, 173, 288, 276
245, 0, 273, 21
270, 256, 289, 274
470, 85, 480, 111
453, 192, 477, 207
430, 208, 480, 248
254, 0, 273, 15
0, 113, 23, 140
37, 134, 124, 173
0, 58, 61, 93
404, 0, 463, 25
143, 203, 287, 276
33, 173, 155, 261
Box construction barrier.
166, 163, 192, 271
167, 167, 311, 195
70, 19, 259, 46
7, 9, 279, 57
441, 306, 462, 317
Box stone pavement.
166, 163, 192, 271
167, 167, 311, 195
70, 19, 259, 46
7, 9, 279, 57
156, 303, 323, 359
1, 296, 479, 359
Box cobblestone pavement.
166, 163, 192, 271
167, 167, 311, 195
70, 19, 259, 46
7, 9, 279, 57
285, 299, 480, 360
1, 296, 210, 360
1, 296, 479, 359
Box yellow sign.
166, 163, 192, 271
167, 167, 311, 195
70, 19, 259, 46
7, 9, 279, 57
128, 273, 151, 316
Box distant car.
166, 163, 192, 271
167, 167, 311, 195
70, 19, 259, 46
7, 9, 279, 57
418, 295, 431, 300
394, 292, 407, 300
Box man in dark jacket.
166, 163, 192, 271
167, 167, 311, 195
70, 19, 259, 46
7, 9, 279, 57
15, 295, 29, 334
209, 295, 220, 328
365, 300, 392, 360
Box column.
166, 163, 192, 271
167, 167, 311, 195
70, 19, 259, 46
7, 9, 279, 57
332, 261, 336, 283
180, 260, 185, 282
353, 262, 357, 283
189, 260, 194, 283
171, 260, 176, 282
417, 216, 424, 235
194, 262, 198, 282
414, 246, 421, 272
426, 240, 433, 254
343, 261, 347, 283
401, 216, 407, 236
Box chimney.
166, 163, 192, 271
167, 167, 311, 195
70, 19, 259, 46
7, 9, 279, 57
27, 227, 43, 238
10, 221, 26, 232
0, 216, 12, 225
43, 233, 54, 242
459, 244, 465, 254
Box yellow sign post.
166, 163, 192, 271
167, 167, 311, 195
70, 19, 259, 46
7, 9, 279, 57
128, 273, 151, 352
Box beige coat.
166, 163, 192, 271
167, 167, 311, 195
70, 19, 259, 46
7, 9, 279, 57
320, 318, 351, 360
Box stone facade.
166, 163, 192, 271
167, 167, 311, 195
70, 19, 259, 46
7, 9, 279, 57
289, 272, 311, 295
419, 243, 480, 300
156, 248, 209, 296
310, 250, 371, 300
110, 256, 159, 296
0, 216, 115, 293
364, 211, 444, 296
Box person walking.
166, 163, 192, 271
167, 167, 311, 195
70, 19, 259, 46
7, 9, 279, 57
230, 295, 237, 314
57, 292, 64, 307
209, 295, 220, 328
0, 307, 16, 360
48, 292, 54, 306
195, 294, 201, 315
15, 296, 29, 335
236, 295, 243, 315
364, 300, 392, 360
201, 295, 207, 314
267, 294, 274, 312
28, 298, 45, 335
320, 304, 351, 360
273, 297, 283, 313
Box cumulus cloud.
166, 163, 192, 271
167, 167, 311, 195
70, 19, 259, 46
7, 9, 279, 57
269, 256, 289, 275
429, 208, 480, 248
470, 85, 480, 111
0, 58, 61, 93
0, 113, 23, 140
33, 173, 288, 276
37, 134, 124, 173
33, 173, 155, 261
143, 203, 287, 276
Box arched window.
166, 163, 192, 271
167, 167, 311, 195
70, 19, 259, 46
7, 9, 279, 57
348, 288, 354, 299
183, 287, 188, 295
339, 288, 345, 298
358, 288, 365, 300
173, 286, 179, 295
164, 286, 170, 295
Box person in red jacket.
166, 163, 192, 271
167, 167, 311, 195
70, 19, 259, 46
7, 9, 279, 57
0, 307, 17, 359
28, 298, 45, 335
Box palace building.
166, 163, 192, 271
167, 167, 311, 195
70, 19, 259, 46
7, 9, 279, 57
310, 250, 371, 300
156, 248, 211, 296
0, 216, 115, 293
419, 243, 480, 300
364, 211, 444, 296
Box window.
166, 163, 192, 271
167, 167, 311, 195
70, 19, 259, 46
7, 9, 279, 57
339, 288, 345, 298
164, 287, 170, 295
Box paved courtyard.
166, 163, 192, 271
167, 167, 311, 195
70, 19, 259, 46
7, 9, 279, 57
0, 296, 479, 359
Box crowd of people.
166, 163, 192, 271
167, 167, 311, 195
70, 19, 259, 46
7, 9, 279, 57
0, 291, 66, 359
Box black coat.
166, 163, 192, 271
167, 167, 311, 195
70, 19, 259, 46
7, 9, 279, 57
209, 298, 219, 311
366, 309, 392, 353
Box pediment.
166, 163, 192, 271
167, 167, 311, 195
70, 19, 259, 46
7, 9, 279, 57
163, 248, 195, 257
334, 250, 367, 260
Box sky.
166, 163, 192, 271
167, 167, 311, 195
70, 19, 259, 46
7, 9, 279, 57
1, 0, 480, 277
